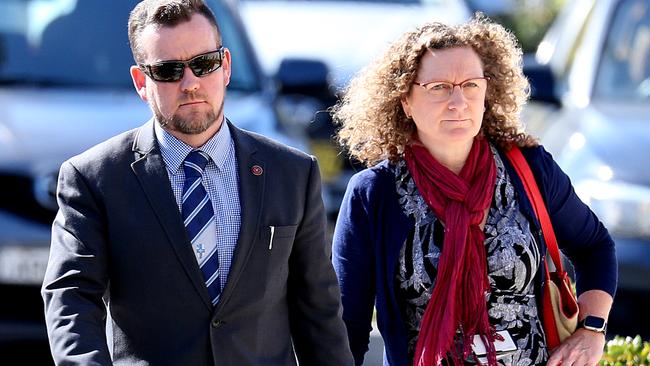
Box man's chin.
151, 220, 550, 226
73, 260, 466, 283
174, 124, 212, 135
166, 115, 220, 135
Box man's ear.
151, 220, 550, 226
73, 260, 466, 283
130, 65, 148, 102
221, 48, 232, 87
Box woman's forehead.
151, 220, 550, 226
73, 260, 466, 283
416, 47, 484, 80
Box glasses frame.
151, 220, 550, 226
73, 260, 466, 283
139, 46, 225, 82
412, 76, 490, 101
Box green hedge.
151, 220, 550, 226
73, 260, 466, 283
601, 335, 650, 365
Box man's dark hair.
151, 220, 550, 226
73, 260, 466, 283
128, 0, 221, 64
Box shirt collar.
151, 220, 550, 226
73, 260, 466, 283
154, 118, 232, 174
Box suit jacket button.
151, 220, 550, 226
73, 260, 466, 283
211, 319, 222, 328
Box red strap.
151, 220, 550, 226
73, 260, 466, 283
505, 146, 563, 272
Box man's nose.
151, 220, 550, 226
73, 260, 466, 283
180, 66, 200, 92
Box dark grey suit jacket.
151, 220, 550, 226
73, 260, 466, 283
42, 120, 353, 366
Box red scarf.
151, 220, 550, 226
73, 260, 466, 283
404, 137, 498, 366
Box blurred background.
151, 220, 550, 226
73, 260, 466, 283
1, 0, 648, 364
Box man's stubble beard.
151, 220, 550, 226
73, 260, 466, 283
153, 97, 225, 135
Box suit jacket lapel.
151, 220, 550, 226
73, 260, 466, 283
130, 120, 213, 310
216, 121, 265, 311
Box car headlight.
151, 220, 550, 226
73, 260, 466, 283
575, 179, 650, 239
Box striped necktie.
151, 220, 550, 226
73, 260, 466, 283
182, 150, 221, 305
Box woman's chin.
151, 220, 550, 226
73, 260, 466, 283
442, 128, 479, 142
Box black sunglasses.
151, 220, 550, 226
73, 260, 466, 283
139, 47, 225, 82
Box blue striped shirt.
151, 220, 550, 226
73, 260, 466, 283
155, 120, 240, 293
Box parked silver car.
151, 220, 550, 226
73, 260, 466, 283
524, 0, 650, 337
0, 0, 305, 346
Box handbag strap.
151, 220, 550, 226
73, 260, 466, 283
505, 146, 564, 272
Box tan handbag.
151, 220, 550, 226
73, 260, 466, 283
506, 146, 578, 350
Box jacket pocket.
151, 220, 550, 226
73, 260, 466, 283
255, 225, 298, 288
264, 225, 298, 250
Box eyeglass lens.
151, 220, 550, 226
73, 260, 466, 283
423, 78, 487, 102
144, 49, 223, 82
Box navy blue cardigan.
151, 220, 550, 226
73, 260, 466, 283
332, 145, 617, 366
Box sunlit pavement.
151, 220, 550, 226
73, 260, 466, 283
365, 326, 384, 366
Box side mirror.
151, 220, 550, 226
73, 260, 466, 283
275, 58, 331, 100
523, 54, 561, 106
273, 58, 334, 130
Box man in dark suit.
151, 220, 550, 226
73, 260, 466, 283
41, 1, 353, 365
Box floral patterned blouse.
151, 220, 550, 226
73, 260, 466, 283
394, 146, 549, 365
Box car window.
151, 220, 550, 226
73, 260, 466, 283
536, 0, 594, 76
594, 0, 650, 101
0, 0, 259, 91
206, 0, 260, 92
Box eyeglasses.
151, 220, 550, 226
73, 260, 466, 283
412, 76, 490, 102
139, 47, 225, 82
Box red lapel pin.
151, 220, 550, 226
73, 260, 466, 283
251, 165, 263, 176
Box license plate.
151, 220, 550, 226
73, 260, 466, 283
0, 246, 50, 285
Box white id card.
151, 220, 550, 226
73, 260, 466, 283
471, 330, 517, 363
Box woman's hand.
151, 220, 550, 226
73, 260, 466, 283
547, 289, 613, 365
546, 328, 606, 366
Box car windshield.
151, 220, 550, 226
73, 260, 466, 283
0, 0, 259, 91
594, 0, 650, 101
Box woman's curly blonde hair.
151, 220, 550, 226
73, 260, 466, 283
332, 15, 537, 167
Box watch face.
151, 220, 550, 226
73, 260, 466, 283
584, 316, 606, 330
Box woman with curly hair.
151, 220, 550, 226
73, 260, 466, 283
332, 16, 616, 366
